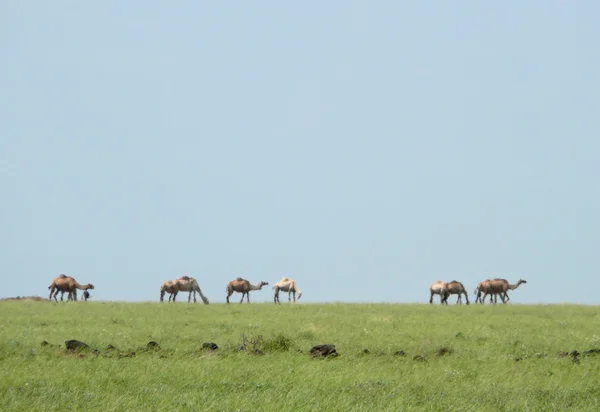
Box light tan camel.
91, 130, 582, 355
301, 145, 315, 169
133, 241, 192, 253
160, 280, 180, 302
440, 280, 469, 305
173, 276, 209, 304
273, 277, 302, 304
482, 278, 527, 304
48, 274, 95, 302
429, 280, 446, 304
226, 277, 269, 303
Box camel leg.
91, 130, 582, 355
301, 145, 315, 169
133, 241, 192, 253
52, 290, 59, 302
274, 289, 279, 304
226, 293, 230, 304
429, 292, 434, 304
193, 291, 197, 303
240, 293, 245, 304
188, 291, 192, 303
464, 292, 470, 305
456, 294, 461, 304
291, 291, 295, 302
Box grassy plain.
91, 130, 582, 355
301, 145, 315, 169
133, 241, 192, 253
1, 300, 599, 411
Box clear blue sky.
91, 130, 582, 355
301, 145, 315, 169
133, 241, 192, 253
2, 1, 599, 304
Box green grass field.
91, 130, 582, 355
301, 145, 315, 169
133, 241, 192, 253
1, 300, 599, 411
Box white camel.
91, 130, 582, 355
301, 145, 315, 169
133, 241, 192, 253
173, 276, 209, 304
273, 277, 302, 304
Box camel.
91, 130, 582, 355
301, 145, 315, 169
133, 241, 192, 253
474, 279, 499, 304
173, 276, 209, 304
48, 274, 95, 302
429, 280, 446, 304
226, 277, 269, 303
273, 277, 302, 304
482, 278, 527, 304
440, 280, 470, 305
159, 280, 180, 302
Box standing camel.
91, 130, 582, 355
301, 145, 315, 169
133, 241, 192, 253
173, 276, 209, 304
226, 278, 268, 303
48, 274, 95, 302
160, 280, 180, 302
482, 279, 527, 304
440, 280, 470, 305
273, 277, 302, 304
474, 279, 497, 304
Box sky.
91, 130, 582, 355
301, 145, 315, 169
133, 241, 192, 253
1, 1, 599, 304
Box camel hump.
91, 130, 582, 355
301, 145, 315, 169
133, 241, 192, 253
58, 274, 67, 278
236, 277, 244, 281
180, 276, 190, 281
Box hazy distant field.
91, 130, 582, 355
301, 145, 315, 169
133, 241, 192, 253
1, 301, 599, 411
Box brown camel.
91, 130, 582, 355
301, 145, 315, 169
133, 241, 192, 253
159, 280, 180, 302
226, 277, 269, 303
482, 279, 527, 304
474, 279, 499, 304
273, 277, 302, 304
440, 280, 469, 305
173, 276, 209, 304
48, 274, 95, 302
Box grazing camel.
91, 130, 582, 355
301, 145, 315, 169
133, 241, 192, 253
273, 277, 302, 304
173, 276, 209, 304
482, 279, 527, 304
226, 277, 269, 303
48, 274, 95, 302
440, 280, 470, 305
429, 280, 446, 304
159, 280, 180, 302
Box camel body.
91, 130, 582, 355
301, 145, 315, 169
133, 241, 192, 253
160, 280, 180, 302
429, 280, 446, 304
273, 277, 302, 304
48, 274, 94, 302
482, 279, 527, 304
226, 278, 268, 303
174, 276, 209, 304
440, 280, 469, 305
474, 280, 498, 304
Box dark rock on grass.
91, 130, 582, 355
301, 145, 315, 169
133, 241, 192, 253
106, 344, 119, 351
362, 349, 370, 354
310, 344, 338, 358
570, 350, 580, 363
584, 348, 600, 355
147, 341, 161, 351
413, 355, 427, 362
395, 350, 406, 357
41, 340, 49, 347
252, 349, 264, 355
65, 340, 90, 352
437, 347, 453, 357
202, 342, 219, 351
514, 357, 523, 362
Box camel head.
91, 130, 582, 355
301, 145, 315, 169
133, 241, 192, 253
518, 279, 527, 285
85, 284, 95, 290
297, 290, 303, 300
258, 281, 269, 289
